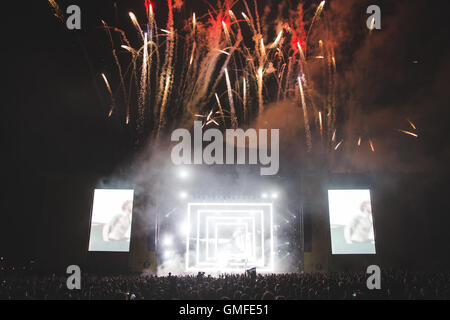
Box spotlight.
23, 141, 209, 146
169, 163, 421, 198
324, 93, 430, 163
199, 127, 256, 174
178, 168, 189, 179
163, 234, 173, 247
179, 191, 188, 199
261, 193, 268, 199
164, 250, 173, 259
271, 192, 278, 199
179, 221, 189, 236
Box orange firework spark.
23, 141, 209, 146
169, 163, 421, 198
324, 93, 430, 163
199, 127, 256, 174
369, 139, 375, 152
48, 0, 64, 21
397, 129, 419, 138
318, 111, 323, 136
270, 30, 283, 49
129, 12, 144, 40
101, 73, 115, 117
407, 119, 417, 130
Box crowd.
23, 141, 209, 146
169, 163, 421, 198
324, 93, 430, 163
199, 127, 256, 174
1, 270, 449, 300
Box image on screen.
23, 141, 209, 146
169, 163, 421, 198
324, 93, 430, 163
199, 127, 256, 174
88, 189, 134, 252
328, 189, 376, 254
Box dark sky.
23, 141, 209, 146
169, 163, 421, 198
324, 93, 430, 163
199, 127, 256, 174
1, 0, 450, 263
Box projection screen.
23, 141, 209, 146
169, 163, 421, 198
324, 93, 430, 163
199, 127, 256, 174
328, 189, 376, 254
88, 189, 134, 252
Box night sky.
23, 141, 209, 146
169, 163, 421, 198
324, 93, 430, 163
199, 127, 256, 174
2, 0, 450, 265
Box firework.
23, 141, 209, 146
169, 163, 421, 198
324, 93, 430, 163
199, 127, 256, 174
215, 93, 226, 126
224, 68, 237, 128
334, 140, 343, 150
47, 0, 415, 157
48, 0, 64, 21
368, 17, 376, 35
270, 30, 283, 49
137, 32, 149, 134
242, 77, 247, 122
407, 119, 417, 130
397, 129, 419, 138
257, 67, 264, 116
369, 139, 375, 152
192, 13, 196, 32
222, 20, 231, 43
318, 111, 323, 137
129, 12, 144, 40
101, 73, 115, 117
298, 77, 312, 151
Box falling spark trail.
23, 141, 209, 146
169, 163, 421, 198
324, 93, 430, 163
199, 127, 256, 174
270, 30, 283, 49
217, 49, 230, 55
224, 68, 237, 127
318, 111, 323, 137
257, 67, 264, 116
408, 119, 417, 130
121, 45, 135, 54
243, 77, 247, 122
242, 12, 251, 26
101, 20, 129, 124
48, 0, 64, 21
148, 2, 153, 22
229, 10, 237, 22
215, 93, 226, 125
192, 13, 196, 32
137, 33, 149, 132
334, 140, 343, 150
129, 12, 144, 40
306, 1, 326, 52
157, 75, 171, 138
297, 42, 306, 62
101, 73, 115, 117
298, 77, 312, 151
157, 0, 175, 130
222, 21, 231, 43
314, 1, 326, 22
357, 136, 361, 146
189, 42, 196, 65
369, 17, 375, 35
260, 38, 266, 58
369, 139, 375, 152
397, 129, 419, 138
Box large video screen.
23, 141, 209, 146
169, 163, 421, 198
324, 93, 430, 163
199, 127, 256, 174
328, 189, 376, 254
88, 189, 134, 252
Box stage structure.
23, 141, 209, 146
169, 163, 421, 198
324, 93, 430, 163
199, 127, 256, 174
152, 165, 303, 275
185, 202, 274, 273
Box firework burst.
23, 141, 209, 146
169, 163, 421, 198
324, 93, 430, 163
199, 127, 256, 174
48, 0, 418, 156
